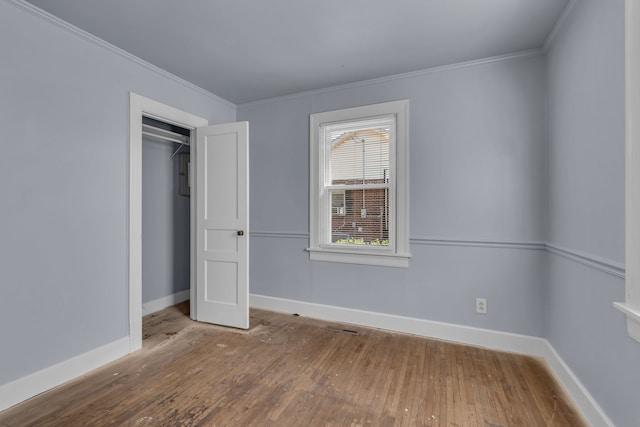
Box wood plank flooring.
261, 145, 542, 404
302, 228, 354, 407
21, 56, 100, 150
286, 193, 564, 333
0, 303, 586, 426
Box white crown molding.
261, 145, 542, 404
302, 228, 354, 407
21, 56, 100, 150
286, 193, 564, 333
543, 0, 578, 53
7, 0, 236, 110
237, 1, 576, 108
250, 293, 613, 427
239, 49, 544, 108
10, 0, 570, 110
0, 337, 129, 412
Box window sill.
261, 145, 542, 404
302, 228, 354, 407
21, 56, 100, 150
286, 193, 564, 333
307, 247, 410, 268
613, 302, 640, 343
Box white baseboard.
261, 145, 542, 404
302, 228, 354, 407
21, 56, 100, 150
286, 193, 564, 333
250, 294, 548, 354
0, 293, 612, 426
142, 290, 190, 316
541, 342, 614, 427
0, 290, 188, 413
0, 337, 129, 412
250, 293, 613, 427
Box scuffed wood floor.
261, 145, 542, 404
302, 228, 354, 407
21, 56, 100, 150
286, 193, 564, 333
0, 303, 586, 426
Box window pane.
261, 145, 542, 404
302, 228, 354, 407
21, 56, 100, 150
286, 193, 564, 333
326, 118, 393, 186
331, 190, 345, 215
330, 188, 389, 246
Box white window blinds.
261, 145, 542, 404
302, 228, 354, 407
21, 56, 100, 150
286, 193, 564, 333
309, 99, 409, 267
320, 115, 395, 246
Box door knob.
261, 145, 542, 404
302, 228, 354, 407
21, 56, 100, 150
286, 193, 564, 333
237, 230, 244, 236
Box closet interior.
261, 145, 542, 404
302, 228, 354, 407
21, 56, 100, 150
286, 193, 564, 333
141, 116, 191, 314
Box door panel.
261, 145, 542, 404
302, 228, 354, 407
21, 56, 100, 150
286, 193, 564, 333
196, 122, 249, 329
205, 261, 238, 304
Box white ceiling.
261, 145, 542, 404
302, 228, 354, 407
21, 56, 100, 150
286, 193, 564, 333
25, 0, 570, 105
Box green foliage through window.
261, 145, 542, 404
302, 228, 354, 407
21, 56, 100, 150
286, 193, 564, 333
334, 237, 389, 246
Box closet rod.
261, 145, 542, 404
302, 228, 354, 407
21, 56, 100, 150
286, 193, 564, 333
142, 124, 189, 146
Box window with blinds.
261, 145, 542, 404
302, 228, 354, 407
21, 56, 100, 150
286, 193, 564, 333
322, 116, 394, 247
309, 100, 410, 267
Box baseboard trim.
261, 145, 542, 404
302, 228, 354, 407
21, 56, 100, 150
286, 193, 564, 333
250, 294, 613, 427
0, 294, 612, 425
250, 294, 547, 354
142, 290, 190, 316
540, 341, 615, 427
0, 337, 129, 412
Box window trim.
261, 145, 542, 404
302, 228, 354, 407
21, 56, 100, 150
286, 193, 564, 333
309, 100, 410, 268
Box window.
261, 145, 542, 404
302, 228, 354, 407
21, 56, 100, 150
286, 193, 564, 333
309, 100, 410, 267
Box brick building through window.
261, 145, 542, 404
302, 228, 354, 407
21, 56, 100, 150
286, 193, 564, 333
328, 129, 389, 245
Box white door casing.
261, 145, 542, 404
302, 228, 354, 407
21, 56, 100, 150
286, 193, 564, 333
129, 93, 208, 351
129, 93, 250, 350
195, 122, 249, 329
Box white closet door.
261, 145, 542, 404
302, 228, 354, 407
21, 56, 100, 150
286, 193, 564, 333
195, 122, 249, 329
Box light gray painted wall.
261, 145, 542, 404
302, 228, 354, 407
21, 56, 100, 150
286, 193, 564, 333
0, 1, 235, 385
239, 54, 548, 337
546, 0, 638, 425
547, 1, 625, 262
141, 138, 190, 303
4, 1, 633, 424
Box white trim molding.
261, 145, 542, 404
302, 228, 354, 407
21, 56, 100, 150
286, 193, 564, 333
239, 50, 543, 108
547, 243, 625, 279
309, 100, 410, 268
251, 294, 546, 355
129, 93, 208, 352
540, 341, 615, 427
613, 302, 640, 341
251, 232, 625, 278
250, 231, 309, 240
0, 337, 129, 412
7, 0, 235, 109
411, 237, 546, 251
542, 0, 578, 52
617, 0, 640, 342
142, 290, 190, 316
250, 294, 613, 427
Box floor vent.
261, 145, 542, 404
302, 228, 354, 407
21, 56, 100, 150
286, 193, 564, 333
326, 326, 359, 335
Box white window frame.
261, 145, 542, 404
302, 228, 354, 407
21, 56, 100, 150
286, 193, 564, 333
308, 100, 410, 268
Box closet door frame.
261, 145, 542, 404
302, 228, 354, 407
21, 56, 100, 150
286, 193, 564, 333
129, 93, 208, 352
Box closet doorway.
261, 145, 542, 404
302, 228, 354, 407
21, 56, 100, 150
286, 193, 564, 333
129, 93, 250, 353
141, 117, 191, 317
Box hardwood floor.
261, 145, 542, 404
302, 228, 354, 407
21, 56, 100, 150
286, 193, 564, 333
0, 303, 586, 426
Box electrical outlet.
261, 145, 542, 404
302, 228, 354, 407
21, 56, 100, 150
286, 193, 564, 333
476, 298, 487, 314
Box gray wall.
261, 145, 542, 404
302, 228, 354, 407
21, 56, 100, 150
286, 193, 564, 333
239, 54, 548, 337
2, 0, 636, 425
546, 0, 639, 425
0, 1, 234, 385
142, 138, 190, 303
